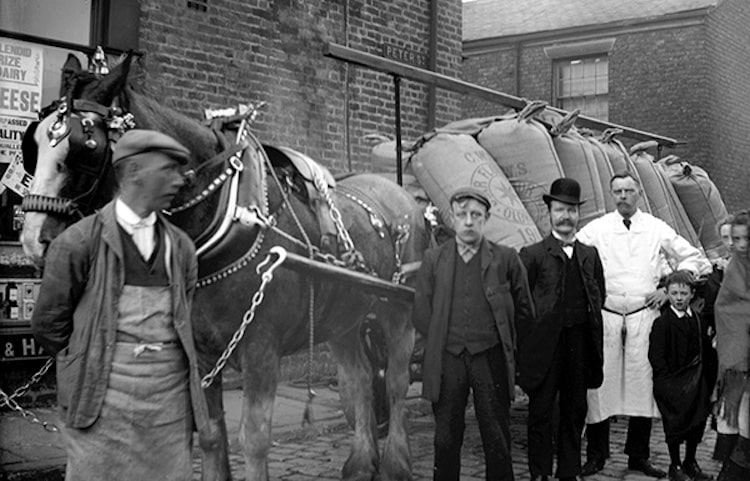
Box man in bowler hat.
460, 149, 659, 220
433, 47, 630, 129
517, 178, 605, 481
413, 186, 534, 481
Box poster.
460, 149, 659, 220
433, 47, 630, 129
0, 156, 33, 196
1, 39, 43, 165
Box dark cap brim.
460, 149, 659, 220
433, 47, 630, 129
450, 188, 491, 210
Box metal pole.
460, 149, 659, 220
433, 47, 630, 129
394, 75, 403, 186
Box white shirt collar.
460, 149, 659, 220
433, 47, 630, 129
615, 208, 642, 225
670, 305, 693, 318
115, 198, 156, 234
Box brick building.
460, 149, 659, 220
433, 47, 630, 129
0, 0, 462, 363
462, 0, 750, 211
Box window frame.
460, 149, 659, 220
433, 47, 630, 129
553, 54, 610, 121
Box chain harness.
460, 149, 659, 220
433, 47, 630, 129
9, 97, 409, 430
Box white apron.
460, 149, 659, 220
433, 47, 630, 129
585, 294, 660, 423
577, 210, 710, 424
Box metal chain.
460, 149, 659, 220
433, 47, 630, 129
0, 390, 58, 432
0, 358, 58, 432
1, 357, 54, 404
200, 247, 287, 388
311, 171, 355, 252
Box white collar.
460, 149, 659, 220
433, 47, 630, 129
615, 209, 642, 225
670, 305, 693, 318
115, 198, 156, 233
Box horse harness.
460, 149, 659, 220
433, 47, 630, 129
22, 96, 411, 287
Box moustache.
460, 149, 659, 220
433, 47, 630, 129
555, 220, 575, 226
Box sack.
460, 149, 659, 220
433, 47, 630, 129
585, 134, 616, 212
631, 142, 702, 248
537, 110, 607, 226
477, 101, 565, 234
659, 156, 730, 260
411, 132, 542, 250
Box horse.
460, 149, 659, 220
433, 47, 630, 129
20, 53, 428, 481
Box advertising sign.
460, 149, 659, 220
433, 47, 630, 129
0, 39, 43, 165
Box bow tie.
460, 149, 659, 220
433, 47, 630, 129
558, 239, 575, 248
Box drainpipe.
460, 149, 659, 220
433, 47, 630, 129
344, 0, 352, 171
427, 0, 438, 129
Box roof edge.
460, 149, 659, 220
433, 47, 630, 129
464, 6, 714, 54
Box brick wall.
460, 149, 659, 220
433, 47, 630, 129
135, 0, 462, 174
461, 14, 749, 211
704, 0, 750, 212
608, 26, 712, 162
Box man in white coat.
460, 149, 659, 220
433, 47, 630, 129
576, 171, 711, 478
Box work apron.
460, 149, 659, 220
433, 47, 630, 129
63, 285, 193, 481
586, 294, 660, 423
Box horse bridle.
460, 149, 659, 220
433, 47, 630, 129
21, 97, 135, 219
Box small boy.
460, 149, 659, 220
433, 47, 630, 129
649, 270, 713, 481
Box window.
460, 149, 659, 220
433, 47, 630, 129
554, 56, 609, 121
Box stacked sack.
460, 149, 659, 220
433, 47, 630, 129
410, 120, 542, 250
367, 103, 729, 257
658, 154, 729, 261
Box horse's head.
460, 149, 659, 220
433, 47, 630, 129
21, 54, 134, 264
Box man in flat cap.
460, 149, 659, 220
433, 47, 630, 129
32, 129, 208, 481
413, 186, 534, 481
517, 178, 605, 481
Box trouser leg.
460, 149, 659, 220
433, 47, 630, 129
432, 351, 470, 481
556, 325, 588, 478
625, 416, 653, 460
527, 342, 559, 476
585, 418, 610, 461
473, 345, 514, 481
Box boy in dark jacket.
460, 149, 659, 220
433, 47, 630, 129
649, 270, 713, 481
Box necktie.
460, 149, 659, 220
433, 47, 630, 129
623, 218, 632, 230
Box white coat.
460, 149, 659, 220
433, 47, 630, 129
576, 209, 711, 422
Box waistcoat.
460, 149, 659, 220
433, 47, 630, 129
445, 252, 500, 355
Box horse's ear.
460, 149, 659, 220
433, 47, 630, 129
81, 50, 134, 106
59, 54, 82, 97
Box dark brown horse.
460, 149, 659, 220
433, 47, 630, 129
20, 54, 427, 481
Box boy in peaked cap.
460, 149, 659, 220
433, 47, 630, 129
413, 185, 534, 481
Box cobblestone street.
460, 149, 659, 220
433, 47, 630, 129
197, 397, 723, 481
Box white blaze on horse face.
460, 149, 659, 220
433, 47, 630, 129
21, 113, 71, 260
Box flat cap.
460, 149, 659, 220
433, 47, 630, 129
112, 129, 191, 165
449, 187, 491, 211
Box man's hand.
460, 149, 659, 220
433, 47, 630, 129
645, 287, 667, 309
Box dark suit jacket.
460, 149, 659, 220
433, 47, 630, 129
517, 234, 605, 393
413, 237, 535, 402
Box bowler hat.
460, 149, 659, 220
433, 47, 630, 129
449, 187, 491, 211
542, 177, 586, 206
112, 129, 191, 165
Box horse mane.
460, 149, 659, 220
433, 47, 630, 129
121, 87, 220, 169
66, 68, 221, 171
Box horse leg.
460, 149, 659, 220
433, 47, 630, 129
330, 326, 380, 481
199, 364, 233, 481
375, 303, 414, 481
238, 341, 280, 481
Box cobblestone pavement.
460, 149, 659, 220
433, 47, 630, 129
193, 399, 723, 481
